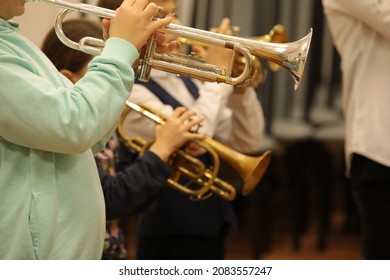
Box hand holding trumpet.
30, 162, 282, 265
150, 107, 205, 162
101, 0, 174, 51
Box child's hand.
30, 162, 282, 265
150, 107, 205, 162
154, 31, 181, 54
107, 0, 172, 51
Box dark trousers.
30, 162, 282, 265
136, 232, 226, 260
350, 154, 390, 260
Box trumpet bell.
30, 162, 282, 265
241, 151, 272, 196
205, 138, 272, 197
242, 29, 312, 90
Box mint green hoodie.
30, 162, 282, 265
0, 19, 139, 259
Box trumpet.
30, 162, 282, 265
117, 101, 272, 201
250, 24, 288, 72
178, 24, 289, 87
26, 0, 312, 90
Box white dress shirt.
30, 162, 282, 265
322, 0, 390, 171
122, 69, 265, 154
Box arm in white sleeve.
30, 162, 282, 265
214, 87, 264, 154
323, 0, 390, 40
191, 82, 232, 137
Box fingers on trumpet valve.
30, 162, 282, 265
165, 107, 205, 139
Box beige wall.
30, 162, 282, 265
14, 0, 192, 49
14, 0, 85, 48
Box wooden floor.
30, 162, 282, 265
225, 208, 362, 260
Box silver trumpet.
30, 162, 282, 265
26, 0, 313, 90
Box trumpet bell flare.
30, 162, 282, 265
242, 150, 272, 196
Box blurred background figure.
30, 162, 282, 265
323, 0, 390, 260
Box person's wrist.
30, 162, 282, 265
150, 143, 171, 163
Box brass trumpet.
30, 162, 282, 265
26, 0, 312, 90
117, 101, 272, 201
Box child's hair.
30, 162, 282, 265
41, 18, 102, 72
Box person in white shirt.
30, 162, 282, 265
107, 1, 264, 259
98, 0, 265, 260
322, 0, 390, 259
